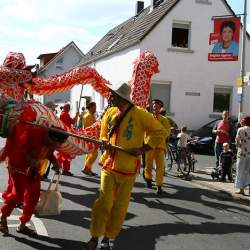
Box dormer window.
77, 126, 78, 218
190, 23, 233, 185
171, 22, 190, 49
55, 57, 64, 69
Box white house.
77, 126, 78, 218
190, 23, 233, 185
36, 41, 85, 110
72, 0, 250, 129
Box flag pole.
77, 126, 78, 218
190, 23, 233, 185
74, 85, 84, 128
238, 0, 248, 120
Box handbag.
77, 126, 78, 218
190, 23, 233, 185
36, 172, 62, 216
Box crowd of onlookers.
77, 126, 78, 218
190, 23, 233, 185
212, 110, 250, 195
46, 100, 250, 196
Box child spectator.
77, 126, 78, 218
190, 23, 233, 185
177, 126, 191, 149
219, 142, 234, 182
177, 126, 195, 165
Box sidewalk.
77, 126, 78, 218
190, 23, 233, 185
191, 167, 250, 204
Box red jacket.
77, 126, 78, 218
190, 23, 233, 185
60, 111, 73, 128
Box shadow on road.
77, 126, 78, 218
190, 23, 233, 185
116, 222, 250, 250
131, 191, 214, 220
8, 233, 83, 249
58, 179, 99, 193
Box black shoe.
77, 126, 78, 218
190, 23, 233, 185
89, 171, 98, 176
0, 219, 9, 235
62, 171, 74, 176
100, 237, 114, 250
52, 167, 60, 174
220, 178, 226, 182
156, 186, 163, 195
145, 179, 153, 189
41, 175, 49, 181
82, 238, 98, 250
16, 202, 23, 209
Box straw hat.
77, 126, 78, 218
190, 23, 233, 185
108, 81, 132, 103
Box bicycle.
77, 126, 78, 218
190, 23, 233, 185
166, 139, 197, 177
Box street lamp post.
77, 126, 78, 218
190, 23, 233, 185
238, 0, 248, 120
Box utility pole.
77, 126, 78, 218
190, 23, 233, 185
238, 0, 248, 120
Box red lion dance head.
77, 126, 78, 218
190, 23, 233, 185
0, 52, 32, 100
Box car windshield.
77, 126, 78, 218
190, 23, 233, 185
206, 120, 217, 129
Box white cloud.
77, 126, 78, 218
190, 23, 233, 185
0, 21, 101, 64
0, 0, 147, 64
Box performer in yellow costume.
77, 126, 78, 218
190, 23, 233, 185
82, 102, 98, 176
144, 99, 171, 195
82, 82, 166, 250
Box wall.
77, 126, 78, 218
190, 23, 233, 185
71, 45, 140, 115
40, 45, 83, 106
141, 0, 250, 129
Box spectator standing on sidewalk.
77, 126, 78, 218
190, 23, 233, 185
219, 142, 233, 182
212, 110, 235, 169
81, 102, 98, 176
57, 103, 79, 176
82, 82, 166, 250
235, 116, 250, 195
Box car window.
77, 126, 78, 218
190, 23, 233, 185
207, 120, 217, 129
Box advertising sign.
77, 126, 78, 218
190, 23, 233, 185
208, 17, 240, 61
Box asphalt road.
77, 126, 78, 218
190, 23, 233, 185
0, 145, 250, 250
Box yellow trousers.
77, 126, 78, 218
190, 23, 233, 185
40, 159, 49, 176
83, 150, 98, 170
90, 170, 136, 239
145, 149, 165, 186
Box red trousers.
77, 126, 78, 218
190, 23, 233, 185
1, 170, 40, 223
2, 172, 13, 200
56, 152, 72, 172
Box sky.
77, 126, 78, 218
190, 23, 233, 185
0, 0, 249, 65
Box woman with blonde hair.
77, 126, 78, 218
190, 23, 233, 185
235, 116, 250, 195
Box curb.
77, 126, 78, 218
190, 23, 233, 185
191, 169, 250, 205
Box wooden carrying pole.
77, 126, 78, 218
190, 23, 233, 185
24, 121, 137, 156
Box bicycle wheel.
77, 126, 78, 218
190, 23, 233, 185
191, 157, 197, 172
165, 146, 174, 174
177, 151, 191, 176
167, 149, 173, 170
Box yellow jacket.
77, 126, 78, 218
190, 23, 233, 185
152, 114, 171, 150
83, 111, 96, 128
99, 106, 166, 175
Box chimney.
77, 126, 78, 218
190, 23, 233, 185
150, 0, 163, 11
135, 1, 144, 15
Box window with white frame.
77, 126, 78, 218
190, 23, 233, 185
55, 57, 64, 69
171, 23, 190, 48
151, 83, 171, 113
213, 87, 232, 113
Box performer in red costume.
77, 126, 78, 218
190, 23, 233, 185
0, 121, 68, 236
57, 103, 79, 176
